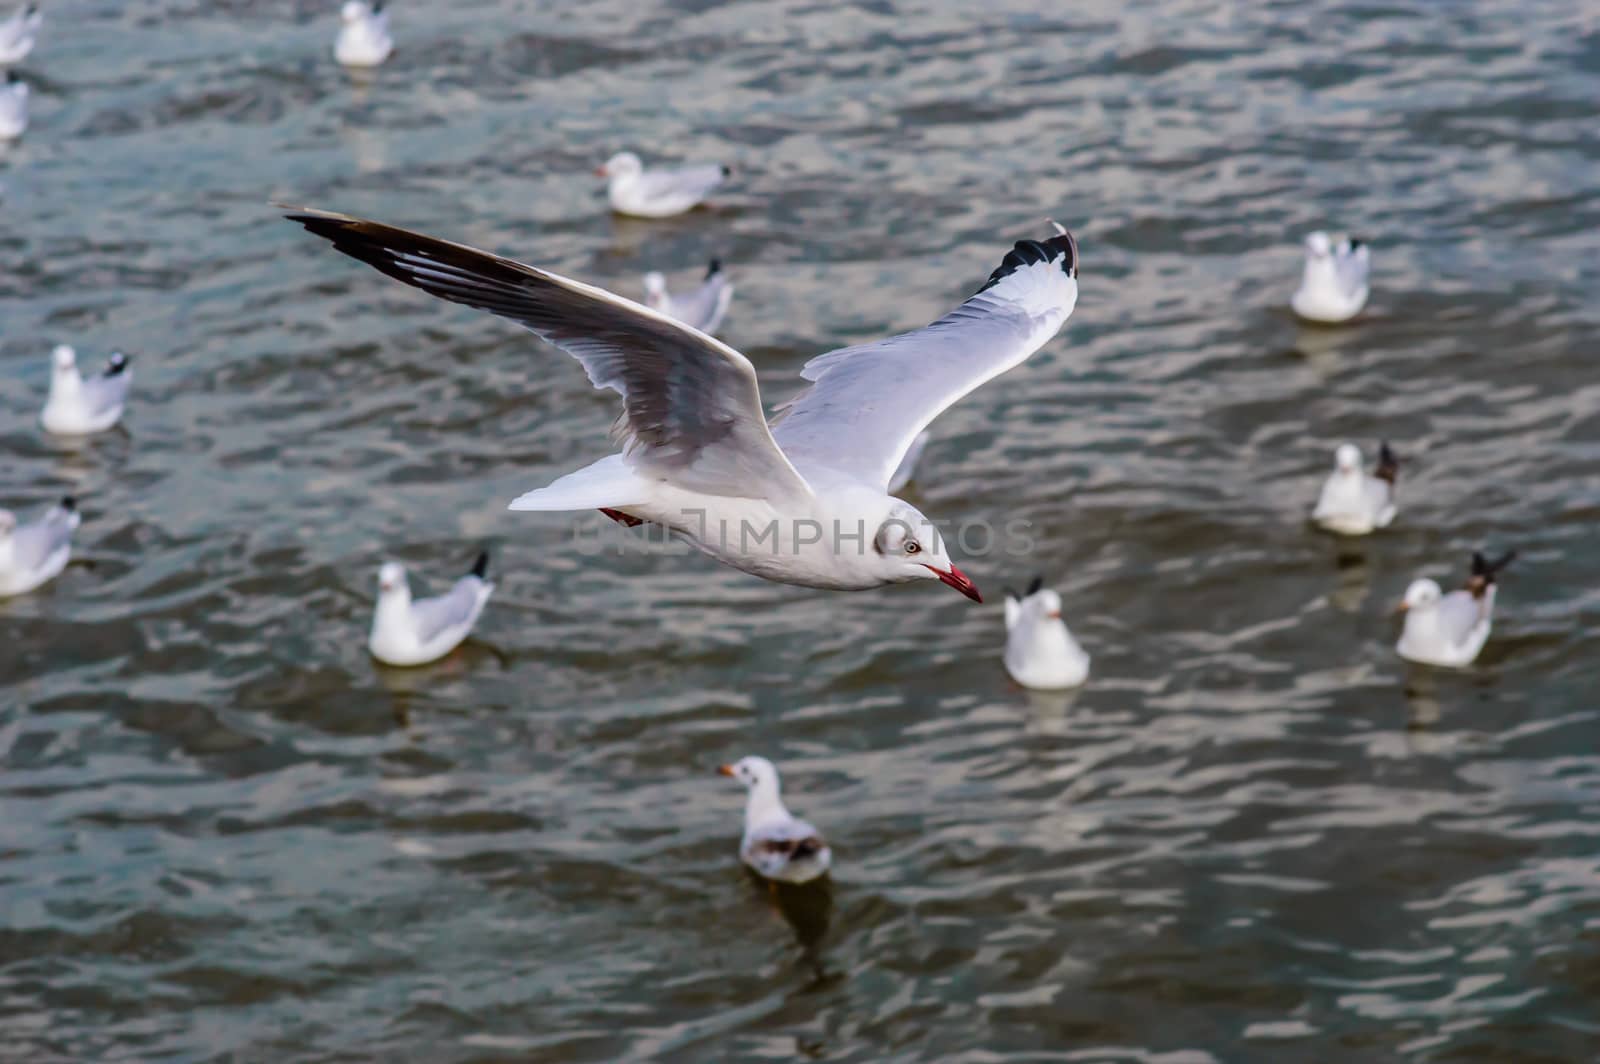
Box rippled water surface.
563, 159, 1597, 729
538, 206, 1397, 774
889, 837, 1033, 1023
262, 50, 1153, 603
4, 1, 1600, 1060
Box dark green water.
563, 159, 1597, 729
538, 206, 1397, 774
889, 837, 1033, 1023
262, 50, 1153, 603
2, 1, 1598, 1060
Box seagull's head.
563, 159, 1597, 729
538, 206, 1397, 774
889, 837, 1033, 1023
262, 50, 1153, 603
1027, 588, 1065, 621
873, 499, 980, 602
718, 755, 779, 792
1335, 443, 1362, 473
1305, 231, 1333, 259
642, 271, 667, 303
597, 152, 642, 180
377, 561, 408, 597
340, 1, 371, 23
1398, 578, 1441, 614
51, 344, 77, 373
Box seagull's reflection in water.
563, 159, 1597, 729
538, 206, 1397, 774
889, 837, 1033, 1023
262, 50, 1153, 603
1022, 685, 1082, 739
374, 639, 509, 727
747, 871, 835, 985
1330, 543, 1372, 614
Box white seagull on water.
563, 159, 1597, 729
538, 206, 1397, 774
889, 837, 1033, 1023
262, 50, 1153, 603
1312, 441, 1398, 536
1003, 576, 1090, 689
719, 756, 832, 884
0, 4, 41, 66
1396, 550, 1515, 668
1292, 231, 1369, 323
0, 70, 27, 140
286, 207, 1081, 603
597, 152, 730, 218
0, 496, 79, 598
369, 552, 495, 666
643, 259, 733, 335
335, 1, 392, 68
40, 345, 132, 435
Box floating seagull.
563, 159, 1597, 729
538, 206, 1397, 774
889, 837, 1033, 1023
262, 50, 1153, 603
1397, 550, 1516, 668
286, 208, 1081, 602
1003, 576, 1090, 689
718, 756, 832, 884
1292, 231, 1369, 323
1312, 441, 1398, 535
597, 152, 730, 218
368, 552, 495, 667
0, 70, 26, 139
0, 4, 41, 66
886, 431, 930, 494
0, 496, 79, 598
643, 259, 733, 335
40, 345, 132, 435
335, 0, 392, 68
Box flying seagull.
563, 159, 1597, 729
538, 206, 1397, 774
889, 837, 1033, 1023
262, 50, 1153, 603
285, 207, 1080, 602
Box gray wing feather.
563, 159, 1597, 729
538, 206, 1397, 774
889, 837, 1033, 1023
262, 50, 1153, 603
285, 208, 810, 501
410, 577, 484, 646
673, 273, 732, 334
81, 371, 130, 417
639, 165, 725, 204
1437, 590, 1487, 646
12, 508, 76, 572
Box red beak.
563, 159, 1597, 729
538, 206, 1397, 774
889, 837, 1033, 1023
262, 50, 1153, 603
716, 764, 735, 777
594, 165, 608, 176
924, 563, 981, 603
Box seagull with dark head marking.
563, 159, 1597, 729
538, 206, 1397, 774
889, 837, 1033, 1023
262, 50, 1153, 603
1003, 575, 1089, 689
0, 496, 79, 598
1312, 441, 1399, 535
1396, 549, 1516, 667
1292, 231, 1370, 323
0, 4, 42, 66
596, 152, 731, 218
643, 258, 734, 335
335, 0, 392, 68
369, 551, 494, 667
718, 756, 831, 884
286, 207, 1082, 603
40, 345, 132, 435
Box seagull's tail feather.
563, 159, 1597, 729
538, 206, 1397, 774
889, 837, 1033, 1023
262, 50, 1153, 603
1376, 441, 1399, 484
508, 454, 648, 513
1467, 549, 1517, 597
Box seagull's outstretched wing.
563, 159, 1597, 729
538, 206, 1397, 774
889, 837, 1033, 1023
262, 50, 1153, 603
772, 226, 1078, 491
285, 208, 810, 502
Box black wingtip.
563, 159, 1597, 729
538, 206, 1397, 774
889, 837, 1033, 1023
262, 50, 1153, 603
371, 0, 386, 13
719, 164, 732, 178
106, 352, 130, 375
1471, 549, 1517, 578
1376, 441, 1399, 484
1024, 574, 1045, 597
60, 495, 76, 512
469, 551, 489, 579
978, 226, 1078, 294
1348, 237, 1367, 251
705, 258, 722, 279
25, 5, 39, 18
5, 71, 19, 85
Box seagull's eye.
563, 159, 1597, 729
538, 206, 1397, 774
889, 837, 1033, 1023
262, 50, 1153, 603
905, 540, 921, 555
